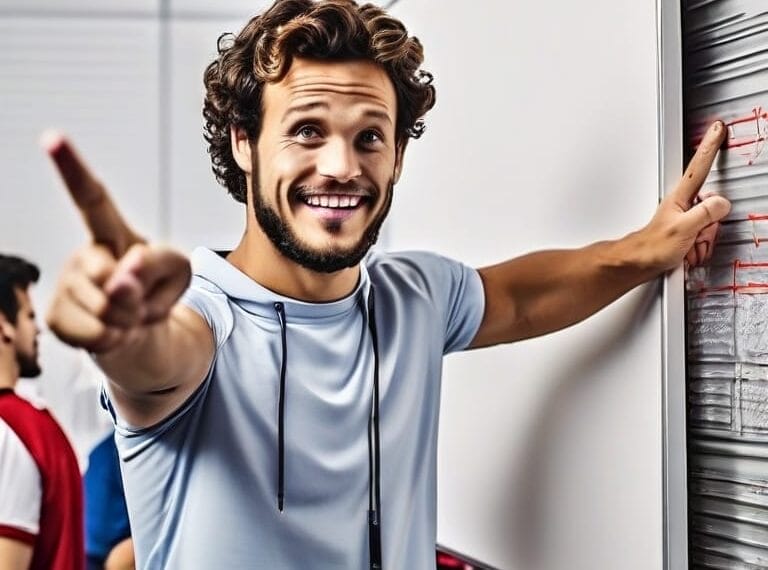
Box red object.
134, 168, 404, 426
437, 550, 474, 569
0, 391, 84, 570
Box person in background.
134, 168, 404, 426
84, 431, 134, 570
0, 254, 84, 570
41, 0, 730, 567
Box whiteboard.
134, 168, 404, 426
385, 1, 668, 568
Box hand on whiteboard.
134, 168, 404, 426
41, 131, 191, 353
643, 120, 730, 269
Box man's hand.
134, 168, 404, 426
41, 132, 191, 354
641, 120, 731, 270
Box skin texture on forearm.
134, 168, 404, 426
96, 304, 214, 427
471, 231, 661, 348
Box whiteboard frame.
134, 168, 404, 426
658, 0, 688, 568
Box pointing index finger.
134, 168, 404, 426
40, 130, 144, 256
671, 121, 727, 208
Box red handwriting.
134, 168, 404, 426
748, 214, 768, 247
726, 107, 768, 164
692, 107, 768, 165
690, 260, 768, 295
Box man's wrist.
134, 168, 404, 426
605, 228, 669, 283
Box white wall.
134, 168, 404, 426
385, 1, 665, 568
0, 1, 667, 568
0, 6, 165, 461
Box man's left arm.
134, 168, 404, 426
470, 121, 730, 349
105, 538, 135, 570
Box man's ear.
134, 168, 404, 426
393, 140, 408, 185
230, 125, 253, 174
0, 318, 14, 345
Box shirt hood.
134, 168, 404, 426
189, 247, 371, 321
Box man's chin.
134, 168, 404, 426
18, 358, 41, 379
294, 246, 371, 274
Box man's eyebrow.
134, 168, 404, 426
362, 109, 393, 125
281, 101, 330, 123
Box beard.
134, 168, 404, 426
252, 179, 394, 274
17, 352, 41, 378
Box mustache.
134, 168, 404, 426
293, 183, 378, 200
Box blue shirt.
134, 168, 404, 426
111, 248, 484, 569
83, 432, 130, 565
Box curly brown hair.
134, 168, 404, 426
203, 0, 436, 203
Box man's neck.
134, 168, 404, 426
0, 350, 19, 391
227, 231, 362, 303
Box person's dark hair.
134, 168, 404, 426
0, 255, 39, 325
203, 0, 436, 203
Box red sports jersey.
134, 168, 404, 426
0, 389, 84, 570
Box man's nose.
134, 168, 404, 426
316, 138, 362, 184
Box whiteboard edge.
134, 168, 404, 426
659, 0, 688, 568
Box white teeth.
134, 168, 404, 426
304, 194, 365, 208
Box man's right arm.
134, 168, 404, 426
42, 133, 214, 427
0, 538, 32, 570
93, 301, 214, 428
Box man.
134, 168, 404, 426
83, 431, 134, 570
0, 255, 84, 570
42, 0, 730, 568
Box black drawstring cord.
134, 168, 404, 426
273, 289, 383, 568
367, 287, 383, 570
274, 301, 287, 512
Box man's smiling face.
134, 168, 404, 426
245, 57, 402, 273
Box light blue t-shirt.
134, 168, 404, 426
112, 247, 485, 569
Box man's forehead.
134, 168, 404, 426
266, 57, 396, 110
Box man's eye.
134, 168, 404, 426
297, 126, 319, 140
360, 130, 382, 145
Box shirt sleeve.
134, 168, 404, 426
180, 275, 235, 350
440, 256, 485, 353
370, 250, 486, 354
0, 418, 41, 542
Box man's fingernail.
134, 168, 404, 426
711, 121, 722, 133
39, 129, 65, 152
